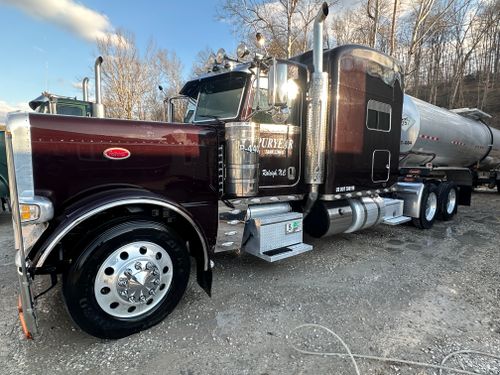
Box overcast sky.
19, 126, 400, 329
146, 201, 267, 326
0, 0, 240, 121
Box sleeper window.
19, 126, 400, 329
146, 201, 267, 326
366, 100, 391, 132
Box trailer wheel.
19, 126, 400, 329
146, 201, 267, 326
437, 182, 458, 221
412, 183, 438, 229
63, 220, 190, 339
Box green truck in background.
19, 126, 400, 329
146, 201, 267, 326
0, 127, 7, 210
0, 57, 105, 209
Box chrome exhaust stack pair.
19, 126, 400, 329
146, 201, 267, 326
81, 56, 105, 118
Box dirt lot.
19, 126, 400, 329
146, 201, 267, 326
0, 191, 499, 375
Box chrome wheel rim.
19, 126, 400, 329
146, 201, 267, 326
94, 241, 173, 318
446, 189, 457, 214
425, 191, 437, 221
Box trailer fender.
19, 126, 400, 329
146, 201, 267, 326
31, 188, 213, 295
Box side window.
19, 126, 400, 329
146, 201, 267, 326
366, 100, 391, 132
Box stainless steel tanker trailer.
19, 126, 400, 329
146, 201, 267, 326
400, 95, 500, 199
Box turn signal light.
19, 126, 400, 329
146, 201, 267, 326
20, 204, 40, 223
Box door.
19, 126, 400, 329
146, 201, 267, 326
258, 123, 301, 187
372, 149, 391, 183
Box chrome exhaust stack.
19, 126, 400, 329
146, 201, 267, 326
92, 56, 104, 118
82, 77, 89, 102
304, 2, 329, 214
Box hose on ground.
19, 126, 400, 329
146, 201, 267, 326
290, 323, 500, 375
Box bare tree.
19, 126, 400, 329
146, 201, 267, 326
191, 47, 215, 78
217, 0, 334, 58
389, 0, 398, 55
96, 30, 184, 121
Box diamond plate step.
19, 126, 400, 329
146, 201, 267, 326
253, 243, 313, 262
383, 216, 412, 225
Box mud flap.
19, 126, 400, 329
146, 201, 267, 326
195, 255, 212, 297
17, 267, 38, 339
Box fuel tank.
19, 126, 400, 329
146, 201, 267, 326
400, 95, 500, 171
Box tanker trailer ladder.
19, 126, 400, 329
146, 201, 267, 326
289, 323, 500, 375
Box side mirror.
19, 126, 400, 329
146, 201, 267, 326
268, 59, 288, 107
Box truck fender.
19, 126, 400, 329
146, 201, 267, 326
31, 188, 212, 295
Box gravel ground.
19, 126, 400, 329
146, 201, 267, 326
0, 190, 499, 375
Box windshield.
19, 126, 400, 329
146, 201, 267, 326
194, 73, 247, 122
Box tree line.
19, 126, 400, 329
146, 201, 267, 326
97, 0, 500, 126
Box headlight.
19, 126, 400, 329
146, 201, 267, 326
236, 43, 249, 59
216, 48, 226, 64
207, 53, 216, 67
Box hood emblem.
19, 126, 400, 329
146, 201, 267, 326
103, 147, 131, 160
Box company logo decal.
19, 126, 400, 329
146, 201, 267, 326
103, 147, 131, 160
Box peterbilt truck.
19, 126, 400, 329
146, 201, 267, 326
0, 125, 7, 209
5, 3, 500, 339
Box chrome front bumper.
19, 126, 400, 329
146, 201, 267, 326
5, 128, 38, 338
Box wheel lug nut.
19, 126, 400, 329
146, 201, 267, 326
140, 295, 146, 302
154, 278, 160, 285
146, 262, 154, 270
149, 289, 156, 296
124, 269, 132, 277
128, 296, 135, 303
135, 262, 142, 270
120, 290, 128, 296
152, 269, 159, 276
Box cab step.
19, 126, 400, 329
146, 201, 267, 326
383, 216, 411, 225
382, 198, 412, 225
257, 243, 312, 262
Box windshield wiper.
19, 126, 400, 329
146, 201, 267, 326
196, 115, 224, 124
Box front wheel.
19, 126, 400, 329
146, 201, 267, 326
63, 220, 190, 339
412, 183, 438, 229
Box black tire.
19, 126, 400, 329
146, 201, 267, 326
412, 183, 438, 229
437, 182, 458, 221
497, 182, 500, 194
63, 220, 190, 339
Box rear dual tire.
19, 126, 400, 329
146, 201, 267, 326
63, 220, 190, 339
412, 183, 438, 229
437, 182, 458, 221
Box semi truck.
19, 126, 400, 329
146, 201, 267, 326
0, 57, 105, 210
5, 3, 500, 339
0, 125, 7, 209
29, 57, 105, 118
